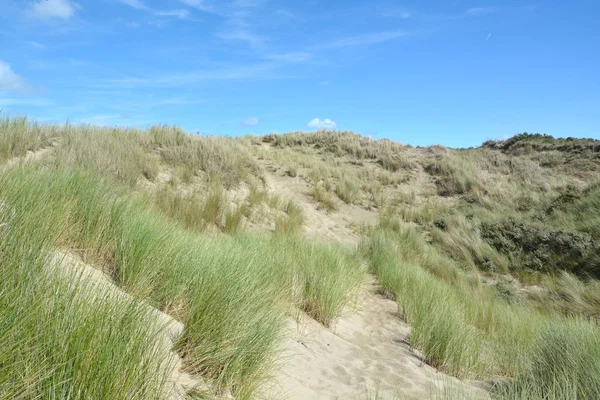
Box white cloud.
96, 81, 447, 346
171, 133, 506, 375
29, 0, 75, 21
265, 52, 312, 63
319, 30, 408, 49
218, 30, 267, 47
156, 9, 191, 19
307, 118, 337, 130
100, 62, 275, 89
379, 8, 411, 19
466, 7, 498, 16
242, 117, 259, 127
232, 0, 263, 7
121, 1, 191, 22
25, 41, 46, 49
180, 0, 216, 13
0, 61, 28, 92
275, 9, 295, 19
121, 0, 147, 10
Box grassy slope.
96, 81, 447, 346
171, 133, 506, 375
1, 117, 600, 399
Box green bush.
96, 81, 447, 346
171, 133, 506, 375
481, 219, 594, 275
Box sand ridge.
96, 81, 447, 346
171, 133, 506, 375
49, 251, 205, 400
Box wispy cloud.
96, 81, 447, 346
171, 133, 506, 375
0, 61, 29, 92
318, 30, 408, 49
25, 41, 46, 49
218, 30, 267, 47
120, 0, 147, 10
232, 0, 264, 7
100, 62, 276, 89
155, 9, 191, 20
265, 52, 312, 63
121, 0, 192, 21
466, 7, 499, 16
180, 0, 218, 14
182, 0, 268, 49
307, 118, 337, 130
241, 117, 259, 127
379, 7, 412, 19
275, 9, 295, 19
28, 0, 76, 21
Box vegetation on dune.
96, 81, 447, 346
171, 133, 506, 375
424, 155, 481, 197
0, 193, 171, 399
2, 117, 600, 399
361, 225, 600, 399
0, 165, 363, 398
264, 130, 404, 162
0, 115, 54, 162
51, 123, 261, 188
480, 218, 594, 275
483, 132, 600, 155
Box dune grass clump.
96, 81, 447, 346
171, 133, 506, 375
0, 199, 171, 399
310, 185, 338, 213
429, 213, 510, 273
335, 178, 361, 204
267, 130, 403, 162
270, 235, 365, 325
497, 319, 600, 399
152, 183, 251, 233
0, 165, 362, 397
424, 156, 480, 197
26, 121, 262, 190
362, 224, 600, 397
378, 154, 416, 172
155, 127, 262, 190
275, 200, 305, 234
51, 124, 159, 186
0, 115, 54, 162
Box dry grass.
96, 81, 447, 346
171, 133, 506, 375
0, 115, 55, 162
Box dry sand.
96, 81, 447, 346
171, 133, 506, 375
259, 277, 489, 400
2, 145, 55, 170
263, 164, 379, 245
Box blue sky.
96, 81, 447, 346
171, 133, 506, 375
0, 0, 599, 147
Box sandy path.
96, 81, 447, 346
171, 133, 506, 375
262, 165, 378, 246
259, 276, 489, 400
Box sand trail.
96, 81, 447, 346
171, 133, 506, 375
260, 276, 488, 400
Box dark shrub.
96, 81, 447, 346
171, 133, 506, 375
481, 218, 594, 276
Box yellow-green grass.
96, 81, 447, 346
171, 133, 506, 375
0, 197, 171, 399
361, 225, 600, 398
0, 165, 364, 397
